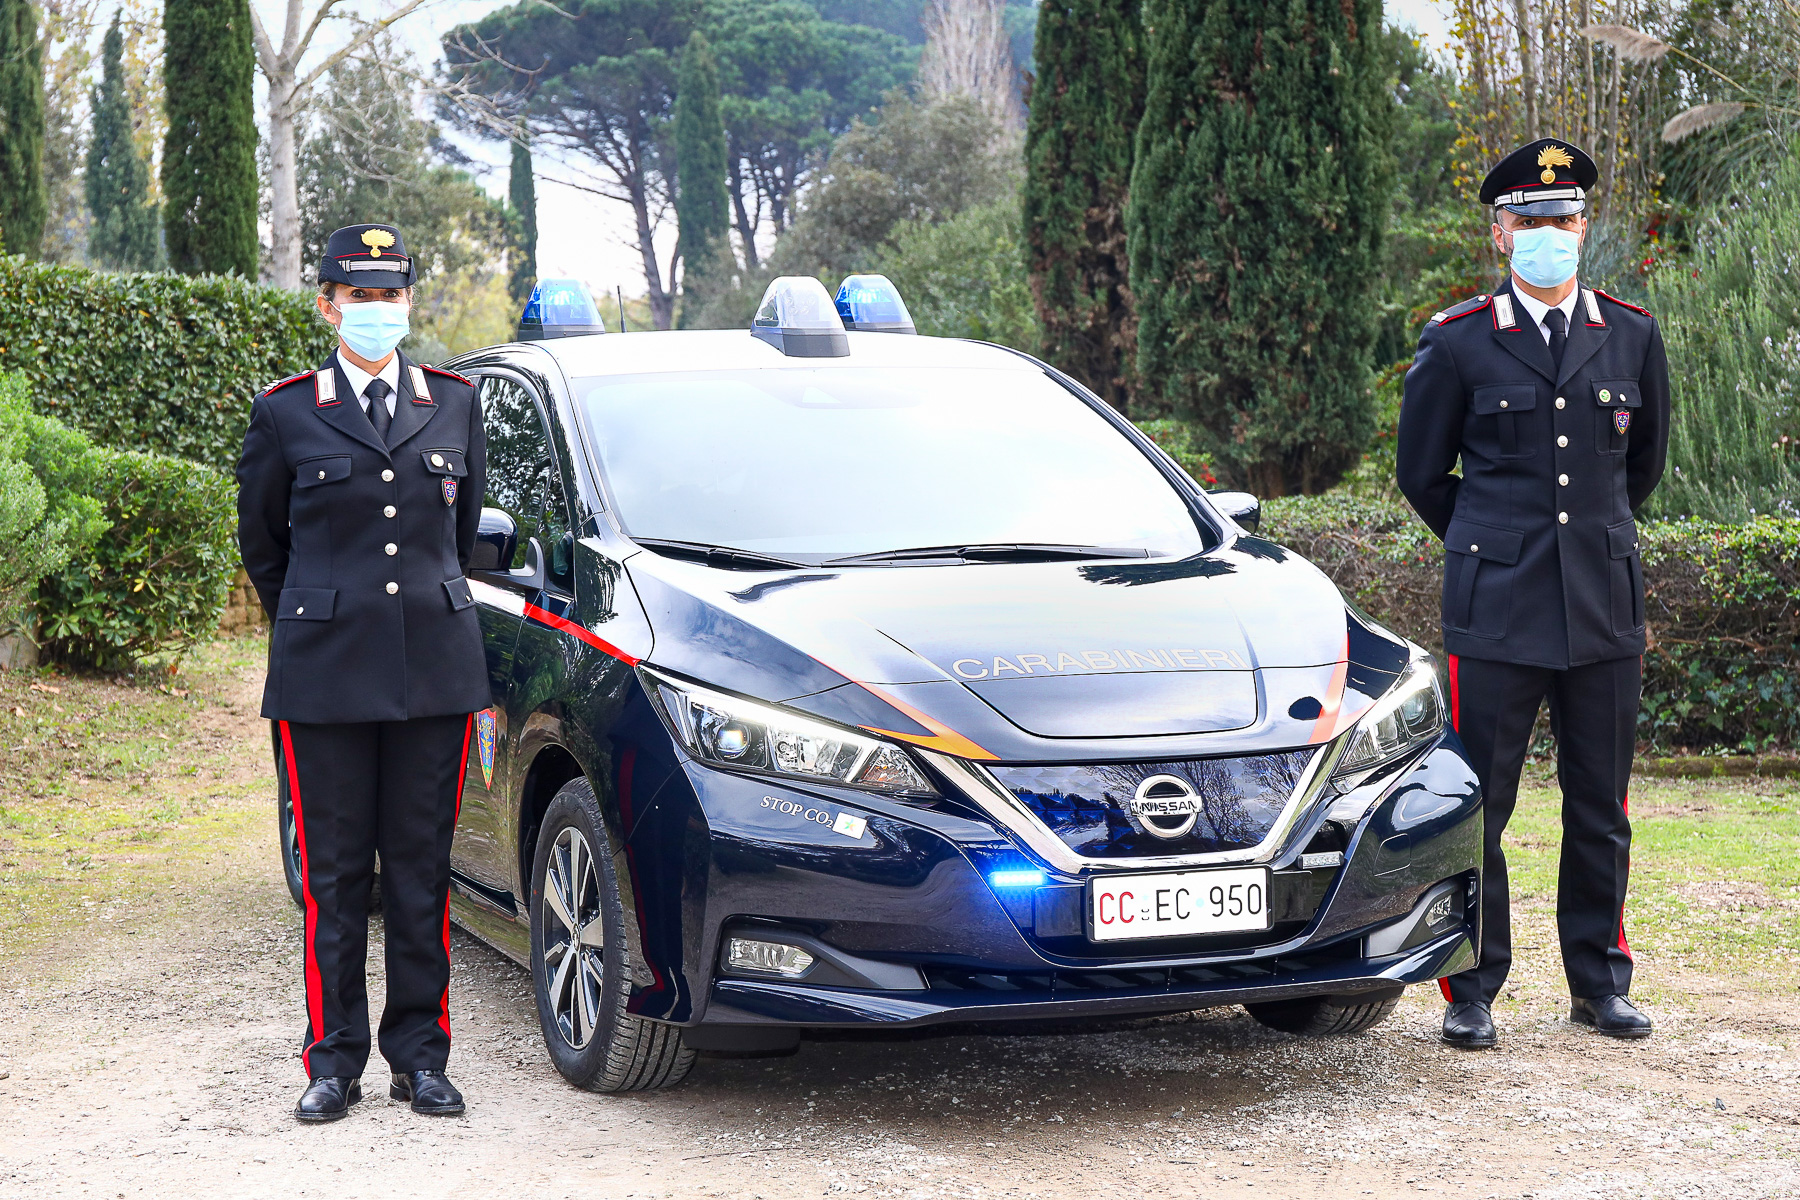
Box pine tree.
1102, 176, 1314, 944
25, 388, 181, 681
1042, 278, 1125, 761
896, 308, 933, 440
508, 139, 537, 306
1127, 0, 1394, 495
673, 30, 732, 328
161, 0, 257, 277
86, 15, 158, 271
1022, 0, 1143, 414
0, 0, 47, 257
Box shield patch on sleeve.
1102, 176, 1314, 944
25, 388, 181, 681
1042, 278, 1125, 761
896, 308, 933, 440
442, 477, 458, 506
476, 709, 498, 787
1614, 409, 1631, 436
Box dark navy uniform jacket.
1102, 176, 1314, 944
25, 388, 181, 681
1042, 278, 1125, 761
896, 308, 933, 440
1397, 277, 1670, 669
236, 351, 492, 723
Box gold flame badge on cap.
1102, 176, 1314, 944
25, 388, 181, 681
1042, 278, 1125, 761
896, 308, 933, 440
361, 228, 396, 257
1537, 144, 1575, 184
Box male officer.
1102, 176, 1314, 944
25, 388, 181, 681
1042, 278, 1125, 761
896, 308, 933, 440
237, 224, 490, 1120
1397, 140, 1669, 1049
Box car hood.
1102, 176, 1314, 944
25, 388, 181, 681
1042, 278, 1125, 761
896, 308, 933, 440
624, 537, 1410, 763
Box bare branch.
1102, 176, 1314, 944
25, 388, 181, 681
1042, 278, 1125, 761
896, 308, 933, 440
248, 5, 279, 76
1578, 23, 1671, 62
295, 0, 438, 95
1662, 101, 1748, 143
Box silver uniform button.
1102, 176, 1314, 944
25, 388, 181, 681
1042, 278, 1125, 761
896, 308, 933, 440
385, 582, 398, 594
1556, 397, 1566, 409
1558, 511, 1569, 524
295, 606, 304, 615
385, 543, 397, 556
1557, 435, 1569, 447
1469, 543, 1479, 552
1559, 474, 1569, 486
317, 470, 326, 479
384, 505, 396, 518
382, 469, 395, 482
1499, 400, 1508, 409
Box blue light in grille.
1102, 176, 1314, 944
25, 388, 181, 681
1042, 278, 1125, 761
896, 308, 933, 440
989, 869, 1045, 889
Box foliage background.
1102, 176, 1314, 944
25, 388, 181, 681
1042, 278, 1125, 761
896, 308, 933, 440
0, 257, 333, 472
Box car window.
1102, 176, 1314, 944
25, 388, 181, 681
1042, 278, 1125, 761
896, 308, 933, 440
479, 374, 569, 583
572, 366, 1207, 561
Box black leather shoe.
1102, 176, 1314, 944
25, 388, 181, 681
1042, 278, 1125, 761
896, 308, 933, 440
295, 1076, 362, 1122
390, 1070, 465, 1115
1441, 1000, 1498, 1049
1571, 993, 1653, 1039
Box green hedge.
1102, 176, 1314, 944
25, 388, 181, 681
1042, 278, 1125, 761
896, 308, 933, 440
0, 256, 334, 471
1262, 492, 1800, 753
35, 443, 238, 670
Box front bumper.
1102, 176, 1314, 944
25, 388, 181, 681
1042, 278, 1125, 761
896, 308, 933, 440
618, 729, 1483, 1029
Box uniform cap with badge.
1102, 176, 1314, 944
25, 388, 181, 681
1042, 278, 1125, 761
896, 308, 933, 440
319, 223, 419, 289
1479, 137, 1599, 217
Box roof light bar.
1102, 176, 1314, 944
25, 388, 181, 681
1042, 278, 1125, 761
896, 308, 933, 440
834, 274, 916, 334
751, 276, 850, 358
517, 278, 606, 341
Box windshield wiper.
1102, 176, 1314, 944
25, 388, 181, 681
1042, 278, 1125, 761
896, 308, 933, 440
633, 538, 803, 570
826, 543, 1150, 565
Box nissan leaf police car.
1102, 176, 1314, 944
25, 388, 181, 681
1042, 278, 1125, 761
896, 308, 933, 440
277, 275, 1483, 1092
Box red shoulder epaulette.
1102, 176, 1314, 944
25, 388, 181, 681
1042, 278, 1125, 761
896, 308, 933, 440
259, 370, 315, 399
423, 365, 473, 385
1593, 288, 1652, 318
1425, 293, 1495, 327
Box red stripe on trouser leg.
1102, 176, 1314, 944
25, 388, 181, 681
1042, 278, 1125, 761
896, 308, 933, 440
280, 721, 326, 1078
1617, 793, 1633, 961
437, 713, 474, 1043
1439, 978, 1453, 1002
1447, 654, 1462, 733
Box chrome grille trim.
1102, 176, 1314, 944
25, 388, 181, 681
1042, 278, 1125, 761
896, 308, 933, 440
920, 737, 1349, 877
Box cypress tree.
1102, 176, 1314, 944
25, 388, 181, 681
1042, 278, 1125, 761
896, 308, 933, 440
673, 30, 731, 328
86, 15, 158, 271
0, 0, 46, 258
1127, 0, 1394, 495
161, 0, 258, 277
508, 139, 537, 306
1023, 0, 1143, 415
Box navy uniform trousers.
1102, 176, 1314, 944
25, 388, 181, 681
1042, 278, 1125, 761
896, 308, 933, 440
1443, 655, 1639, 1005
280, 715, 471, 1078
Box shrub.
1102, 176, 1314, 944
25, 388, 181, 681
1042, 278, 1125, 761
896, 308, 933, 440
875, 199, 1039, 351
1643, 143, 1800, 523
36, 444, 238, 671
0, 373, 108, 632
0, 256, 333, 471
1261, 491, 1800, 752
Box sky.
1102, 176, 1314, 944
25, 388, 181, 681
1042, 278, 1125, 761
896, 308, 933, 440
258, 0, 1456, 306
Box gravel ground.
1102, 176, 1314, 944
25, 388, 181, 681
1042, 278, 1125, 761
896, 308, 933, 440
2, 659, 1797, 1199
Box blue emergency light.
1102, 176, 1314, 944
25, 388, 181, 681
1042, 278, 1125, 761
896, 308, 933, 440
517, 278, 606, 341
750, 276, 850, 358
834, 274, 916, 334
989, 869, 1045, 889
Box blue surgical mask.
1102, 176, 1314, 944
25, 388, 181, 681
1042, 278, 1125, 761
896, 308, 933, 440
1507, 225, 1581, 288
330, 300, 411, 360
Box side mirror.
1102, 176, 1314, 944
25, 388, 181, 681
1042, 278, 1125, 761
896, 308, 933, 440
1210, 490, 1261, 535
471, 507, 517, 571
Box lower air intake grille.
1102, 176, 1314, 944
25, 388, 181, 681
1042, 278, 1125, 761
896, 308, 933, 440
922, 943, 1358, 994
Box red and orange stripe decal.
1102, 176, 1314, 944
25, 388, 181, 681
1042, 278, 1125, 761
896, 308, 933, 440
523, 601, 642, 664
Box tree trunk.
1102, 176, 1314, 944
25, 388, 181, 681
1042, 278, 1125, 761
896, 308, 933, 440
631, 177, 674, 329
1512, 0, 1539, 139
267, 67, 302, 290
727, 154, 758, 269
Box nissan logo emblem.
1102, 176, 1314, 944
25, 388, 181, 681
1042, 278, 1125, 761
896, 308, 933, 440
1129, 774, 1202, 840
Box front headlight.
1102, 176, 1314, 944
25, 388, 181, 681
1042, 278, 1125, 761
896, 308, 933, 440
1330, 655, 1445, 790
642, 668, 938, 798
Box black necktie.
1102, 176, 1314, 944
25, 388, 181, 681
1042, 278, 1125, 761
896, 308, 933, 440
365, 378, 393, 445
1544, 306, 1568, 373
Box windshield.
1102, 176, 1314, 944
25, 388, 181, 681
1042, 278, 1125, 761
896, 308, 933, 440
573, 366, 1209, 562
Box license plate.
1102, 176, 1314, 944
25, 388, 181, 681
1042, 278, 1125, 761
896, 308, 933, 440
1088, 867, 1271, 941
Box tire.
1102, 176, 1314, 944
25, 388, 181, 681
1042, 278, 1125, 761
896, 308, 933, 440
529, 776, 695, 1092
1245, 989, 1403, 1036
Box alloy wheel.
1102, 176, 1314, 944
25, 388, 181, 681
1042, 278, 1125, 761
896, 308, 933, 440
541, 825, 607, 1049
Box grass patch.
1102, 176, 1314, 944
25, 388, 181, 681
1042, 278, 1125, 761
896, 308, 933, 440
1507, 772, 1800, 994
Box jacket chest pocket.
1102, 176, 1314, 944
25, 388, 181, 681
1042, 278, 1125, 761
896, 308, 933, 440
1472, 385, 1537, 459
1593, 379, 1641, 455
420, 448, 467, 506
295, 455, 351, 488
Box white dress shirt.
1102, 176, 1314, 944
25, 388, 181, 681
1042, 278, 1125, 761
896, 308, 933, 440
1511, 284, 1582, 346
337, 353, 401, 417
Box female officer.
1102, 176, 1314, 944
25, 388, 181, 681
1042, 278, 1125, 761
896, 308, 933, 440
237, 224, 490, 1121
